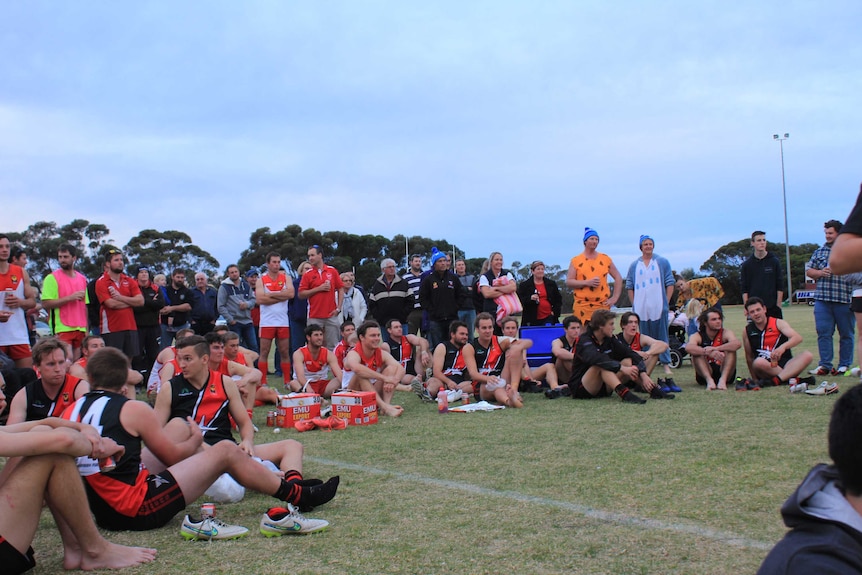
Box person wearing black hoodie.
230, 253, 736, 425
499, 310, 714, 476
759, 383, 862, 573
418, 249, 466, 350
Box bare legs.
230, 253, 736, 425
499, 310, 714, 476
350, 366, 404, 417
0, 453, 156, 570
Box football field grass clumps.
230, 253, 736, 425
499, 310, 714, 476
27, 305, 851, 574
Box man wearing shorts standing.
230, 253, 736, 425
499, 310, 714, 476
255, 252, 294, 387
0, 234, 37, 368
41, 243, 88, 361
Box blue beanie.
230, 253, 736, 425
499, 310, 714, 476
639, 234, 653, 248
430, 247, 446, 266
583, 227, 599, 243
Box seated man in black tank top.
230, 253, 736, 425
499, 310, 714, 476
742, 297, 816, 389
684, 307, 741, 391
66, 346, 338, 534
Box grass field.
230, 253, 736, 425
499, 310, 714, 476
27, 304, 857, 574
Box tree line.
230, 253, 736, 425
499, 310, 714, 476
6, 219, 818, 307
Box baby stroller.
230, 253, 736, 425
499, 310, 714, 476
667, 309, 689, 369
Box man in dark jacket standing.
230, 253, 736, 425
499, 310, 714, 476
160, 269, 193, 348
190, 272, 218, 336
132, 267, 164, 382
758, 383, 862, 573
368, 258, 413, 343
218, 264, 257, 353
741, 231, 785, 319
419, 248, 466, 349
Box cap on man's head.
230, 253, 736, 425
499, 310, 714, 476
639, 234, 653, 248
430, 247, 446, 267
583, 227, 599, 243
245, 269, 259, 278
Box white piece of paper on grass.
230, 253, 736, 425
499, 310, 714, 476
449, 400, 505, 412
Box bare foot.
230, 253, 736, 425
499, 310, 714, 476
506, 391, 524, 408
717, 380, 727, 391
75, 541, 157, 571
62, 542, 83, 571
382, 405, 403, 417
706, 383, 717, 391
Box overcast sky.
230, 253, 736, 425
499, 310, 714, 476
2, 1, 860, 278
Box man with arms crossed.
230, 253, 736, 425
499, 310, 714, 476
159, 269, 193, 349
807, 219, 855, 376
299, 245, 344, 349
95, 250, 144, 357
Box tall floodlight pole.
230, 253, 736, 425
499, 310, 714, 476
773, 133, 792, 304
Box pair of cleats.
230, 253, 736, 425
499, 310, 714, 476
649, 386, 675, 400
789, 375, 818, 393
410, 378, 435, 403
544, 385, 572, 399
804, 381, 839, 396
735, 377, 761, 391
294, 416, 347, 432
656, 378, 682, 393
619, 388, 647, 404
519, 380, 544, 393
810, 366, 851, 376
181, 503, 329, 540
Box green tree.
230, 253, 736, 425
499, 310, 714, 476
123, 230, 220, 277
7, 219, 114, 281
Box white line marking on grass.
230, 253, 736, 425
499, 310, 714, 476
308, 457, 772, 551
